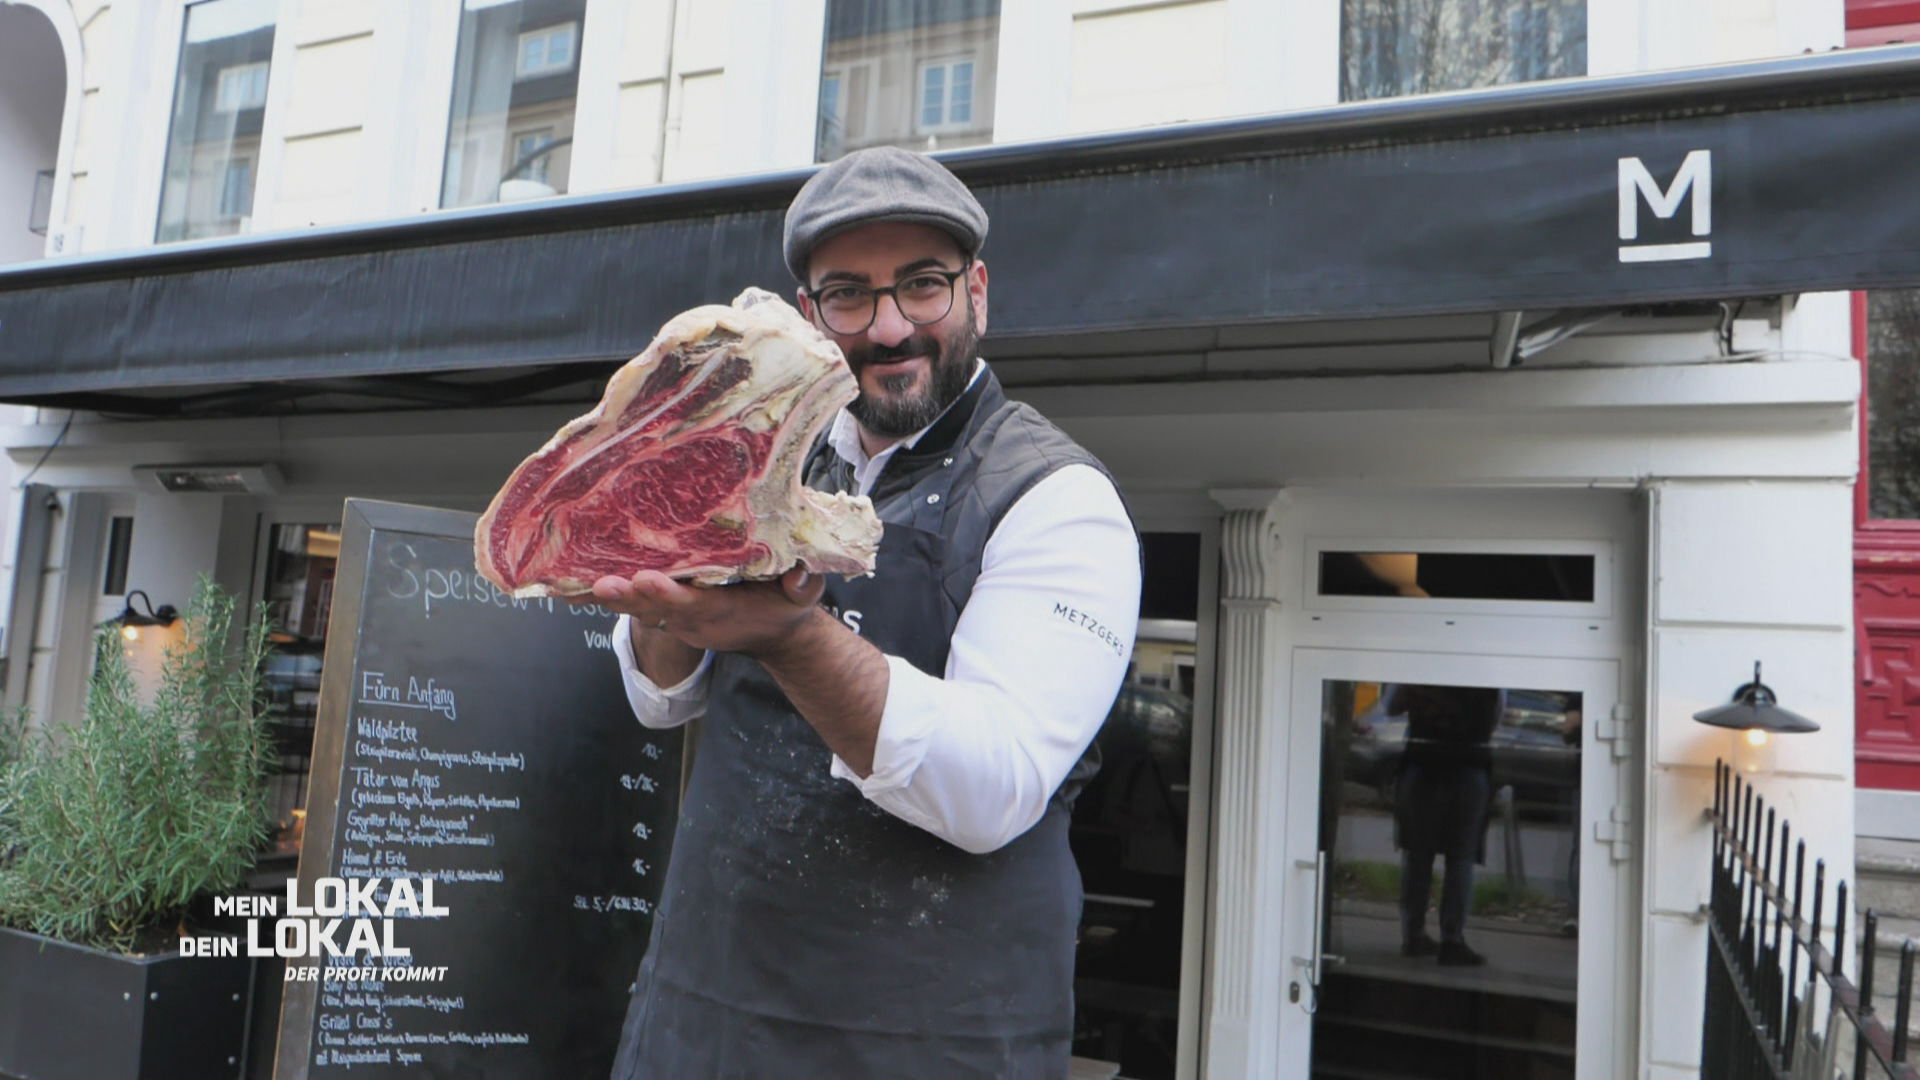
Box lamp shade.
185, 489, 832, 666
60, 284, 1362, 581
1692, 662, 1820, 734
116, 590, 178, 629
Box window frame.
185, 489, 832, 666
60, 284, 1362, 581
1854, 290, 1920, 534
214, 60, 270, 112
1124, 516, 1221, 1080
819, 72, 842, 130
817, 58, 877, 158
914, 55, 980, 136
515, 21, 578, 81
241, 500, 348, 840
1304, 536, 1614, 619
151, 0, 282, 244
510, 127, 557, 184
218, 156, 254, 219
1338, 0, 1588, 104
439, 3, 586, 209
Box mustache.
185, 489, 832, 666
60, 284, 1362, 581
847, 338, 938, 370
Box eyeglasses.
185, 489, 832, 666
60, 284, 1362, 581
802, 261, 971, 336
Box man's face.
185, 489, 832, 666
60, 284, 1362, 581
797, 221, 990, 440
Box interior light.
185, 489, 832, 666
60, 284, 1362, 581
121, 624, 140, 643
1744, 728, 1770, 748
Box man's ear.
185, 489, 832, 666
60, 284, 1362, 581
968, 259, 989, 336
795, 286, 816, 322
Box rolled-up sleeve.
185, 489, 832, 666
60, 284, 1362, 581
827, 463, 1141, 853
611, 613, 713, 729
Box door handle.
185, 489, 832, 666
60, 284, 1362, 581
1291, 852, 1343, 988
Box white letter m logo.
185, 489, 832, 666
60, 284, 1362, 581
1618, 149, 1711, 263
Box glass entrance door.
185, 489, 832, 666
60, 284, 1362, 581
1277, 650, 1623, 1080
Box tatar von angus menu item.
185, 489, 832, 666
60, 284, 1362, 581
474, 288, 884, 597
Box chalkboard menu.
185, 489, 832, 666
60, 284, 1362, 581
275, 499, 680, 1079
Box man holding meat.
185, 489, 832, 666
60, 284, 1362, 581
592, 146, 1141, 1078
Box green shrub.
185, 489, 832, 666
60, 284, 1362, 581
0, 704, 28, 838
0, 577, 274, 953
0, 702, 26, 776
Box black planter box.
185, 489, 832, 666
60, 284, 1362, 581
0, 926, 253, 1080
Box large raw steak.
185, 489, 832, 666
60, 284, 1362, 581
475, 288, 882, 597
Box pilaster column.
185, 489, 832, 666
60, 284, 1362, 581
1204, 489, 1289, 1080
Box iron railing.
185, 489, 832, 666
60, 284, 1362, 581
1704, 760, 1917, 1080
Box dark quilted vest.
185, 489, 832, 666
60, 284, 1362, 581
803, 365, 1119, 803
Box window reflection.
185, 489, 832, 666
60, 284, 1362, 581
1316, 679, 1581, 1077
1867, 289, 1920, 520
155, 0, 276, 243
1319, 551, 1596, 602
817, 0, 999, 162
442, 0, 586, 208
1340, 0, 1585, 103
1071, 532, 1201, 1079
261, 523, 339, 854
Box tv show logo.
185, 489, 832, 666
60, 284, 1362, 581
179, 875, 449, 965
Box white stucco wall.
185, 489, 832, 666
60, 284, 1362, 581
0, 4, 68, 264
27, 0, 1854, 256
1639, 478, 1857, 1078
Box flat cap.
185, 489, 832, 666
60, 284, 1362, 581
783, 147, 988, 282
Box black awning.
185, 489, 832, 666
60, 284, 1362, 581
4, 44, 1920, 410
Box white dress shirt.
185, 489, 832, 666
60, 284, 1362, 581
613, 371, 1141, 854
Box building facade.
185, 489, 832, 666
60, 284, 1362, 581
0, 1, 1899, 1078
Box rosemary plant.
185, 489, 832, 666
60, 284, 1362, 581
0, 578, 275, 953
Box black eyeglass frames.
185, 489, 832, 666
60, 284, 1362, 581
802, 260, 972, 336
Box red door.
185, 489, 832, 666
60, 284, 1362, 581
1847, 0, 1920, 45
1850, 1, 1920, 793
1855, 294, 1920, 791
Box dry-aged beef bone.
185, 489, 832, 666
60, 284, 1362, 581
475, 288, 883, 597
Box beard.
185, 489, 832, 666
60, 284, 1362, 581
844, 306, 980, 439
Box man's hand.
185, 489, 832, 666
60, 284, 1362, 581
579, 567, 888, 776
589, 568, 825, 656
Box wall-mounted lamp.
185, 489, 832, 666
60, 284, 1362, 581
1692, 661, 1818, 773
115, 590, 178, 643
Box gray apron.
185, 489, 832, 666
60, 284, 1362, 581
612, 378, 1087, 1079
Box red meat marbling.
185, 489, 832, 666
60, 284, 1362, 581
475, 289, 882, 597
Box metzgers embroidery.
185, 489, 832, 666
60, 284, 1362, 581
1052, 602, 1126, 657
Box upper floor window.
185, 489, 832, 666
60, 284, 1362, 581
442, 0, 587, 208
215, 61, 270, 112
155, 0, 276, 243
512, 129, 557, 184
219, 157, 254, 218
918, 58, 975, 132
1866, 289, 1920, 520
817, 0, 999, 162
516, 22, 576, 80
1340, 0, 1586, 103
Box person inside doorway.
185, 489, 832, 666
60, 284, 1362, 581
587, 146, 1143, 1078
1387, 682, 1504, 967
